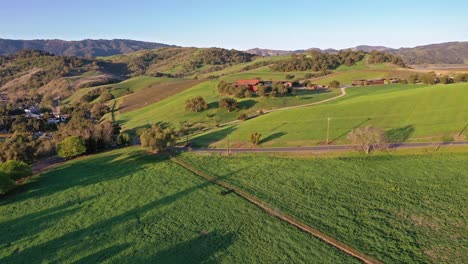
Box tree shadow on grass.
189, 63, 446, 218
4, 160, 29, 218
386, 125, 415, 144
0, 174, 216, 264
329, 118, 372, 144
207, 101, 219, 109
0, 197, 95, 247
259, 132, 287, 144
238, 99, 257, 110
144, 232, 236, 264
0, 150, 166, 206
190, 126, 237, 148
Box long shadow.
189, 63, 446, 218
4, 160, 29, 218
207, 101, 219, 109
72, 244, 131, 264
329, 118, 371, 144
386, 125, 415, 144
238, 99, 257, 110
0, 173, 214, 264
144, 232, 236, 263
0, 197, 95, 247
259, 132, 287, 144
458, 123, 468, 136
190, 126, 237, 148
0, 150, 166, 206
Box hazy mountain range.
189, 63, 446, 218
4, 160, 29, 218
0, 38, 467, 64
0, 39, 175, 57
246, 42, 468, 64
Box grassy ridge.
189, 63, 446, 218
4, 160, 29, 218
116, 80, 342, 132
0, 148, 353, 263
198, 83, 468, 147
180, 147, 468, 263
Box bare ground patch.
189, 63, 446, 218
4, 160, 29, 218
118, 79, 205, 113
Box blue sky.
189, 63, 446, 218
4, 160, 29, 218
1, 0, 467, 50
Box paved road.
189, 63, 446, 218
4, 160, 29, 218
179, 141, 468, 154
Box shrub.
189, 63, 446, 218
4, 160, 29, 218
249, 132, 262, 146
0, 160, 32, 181
185, 97, 208, 112
0, 172, 16, 195
329, 80, 340, 88
219, 98, 238, 112
57, 136, 86, 158
238, 113, 248, 121
117, 133, 131, 146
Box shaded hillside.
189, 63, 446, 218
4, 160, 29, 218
393, 42, 468, 64
103, 47, 256, 77
0, 49, 127, 101
0, 39, 175, 57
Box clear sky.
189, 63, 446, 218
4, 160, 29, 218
1, 0, 467, 50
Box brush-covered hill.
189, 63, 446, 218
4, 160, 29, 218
0, 49, 128, 101
393, 42, 468, 64
102, 47, 256, 77
0, 38, 175, 57
247, 42, 468, 64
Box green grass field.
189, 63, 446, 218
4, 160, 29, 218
116, 80, 342, 132
179, 147, 468, 263
194, 83, 468, 147
0, 148, 353, 263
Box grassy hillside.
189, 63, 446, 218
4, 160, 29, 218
0, 147, 353, 263
179, 147, 468, 263
192, 83, 468, 147
116, 80, 342, 132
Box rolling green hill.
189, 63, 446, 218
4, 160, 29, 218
0, 147, 353, 263
116, 80, 342, 132
192, 83, 468, 147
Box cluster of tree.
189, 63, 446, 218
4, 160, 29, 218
271, 50, 366, 72
0, 160, 32, 195
55, 109, 118, 154
217, 81, 253, 98
405, 72, 468, 85
80, 88, 114, 103
139, 124, 177, 152
367, 51, 406, 67
217, 81, 293, 98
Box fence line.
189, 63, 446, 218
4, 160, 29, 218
171, 157, 381, 264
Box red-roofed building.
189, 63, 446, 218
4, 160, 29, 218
236, 79, 260, 92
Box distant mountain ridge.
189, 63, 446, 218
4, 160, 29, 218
0, 39, 176, 57
246, 42, 468, 64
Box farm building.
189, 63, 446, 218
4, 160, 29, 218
235, 79, 294, 93
236, 79, 261, 92
352, 79, 386, 86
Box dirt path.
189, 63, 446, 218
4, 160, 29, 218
171, 156, 381, 264
219, 87, 348, 127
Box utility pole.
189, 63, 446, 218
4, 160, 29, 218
184, 123, 189, 146
326, 117, 331, 145
227, 133, 230, 155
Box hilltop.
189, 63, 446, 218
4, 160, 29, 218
246, 41, 468, 64
0, 39, 175, 57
